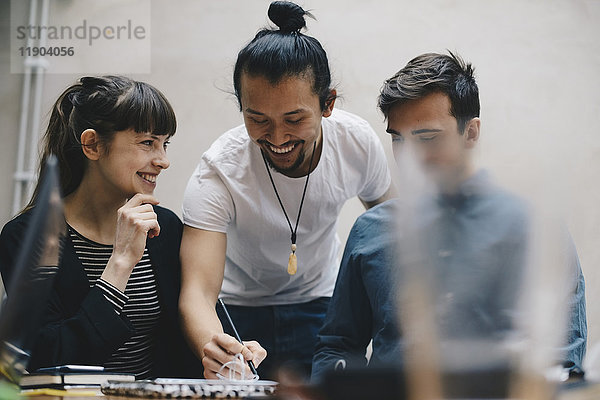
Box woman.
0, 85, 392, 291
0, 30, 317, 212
0, 76, 201, 379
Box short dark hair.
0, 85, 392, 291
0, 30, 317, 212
233, 1, 334, 111
378, 51, 480, 132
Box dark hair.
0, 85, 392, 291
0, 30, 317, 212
23, 75, 176, 212
233, 1, 334, 111
378, 51, 480, 133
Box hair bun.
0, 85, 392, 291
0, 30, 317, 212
268, 1, 307, 33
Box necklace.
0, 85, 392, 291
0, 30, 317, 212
261, 140, 317, 275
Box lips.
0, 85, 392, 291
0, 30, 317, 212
268, 143, 296, 154
260, 141, 302, 157
137, 172, 157, 183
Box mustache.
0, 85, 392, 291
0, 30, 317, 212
257, 139, 304, 147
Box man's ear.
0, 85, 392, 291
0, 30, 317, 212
322, 89, 337, 118
464, 118, 480, 149
80, 129, 102, 160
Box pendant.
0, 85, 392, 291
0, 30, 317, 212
288, 244, 297, 275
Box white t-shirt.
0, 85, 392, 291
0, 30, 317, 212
183, 109, 391, 306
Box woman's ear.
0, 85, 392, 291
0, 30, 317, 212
322, 89, 337, 118
80, 129, 102, 160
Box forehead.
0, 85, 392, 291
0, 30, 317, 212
113, 129, 168, 142
387, 92, 454, 128
239, 74, 319, 110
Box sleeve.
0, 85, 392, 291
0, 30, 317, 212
311, 220, 373, 382
0, 215, 27, 288
29, 286, 135, 370
0, 214, 135, 370
95, 278, 128, 315
182, 158, 235, 232
356, 121, 391, 203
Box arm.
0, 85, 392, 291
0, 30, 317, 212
179, 226, 266, 379
360, 184, 396, 209
3, 194, 165, 368
0, 213, 134, 368
356, 119, 394, 210
311, 223, 373, 382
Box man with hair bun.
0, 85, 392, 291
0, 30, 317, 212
180, 1, 393, 380
311, 51, 587, 382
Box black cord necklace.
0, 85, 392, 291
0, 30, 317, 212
261, 140, 317, 275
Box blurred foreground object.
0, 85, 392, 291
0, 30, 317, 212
0, 155, 63, 384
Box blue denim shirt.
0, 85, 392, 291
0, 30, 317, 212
311, 171, 587, 381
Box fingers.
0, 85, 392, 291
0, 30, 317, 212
117, 200, 161, 238
203, 356, 252, 380
244, 341, 267, 366
125, 193, 160, 207
202, 334, 263, 379
204, 334, 245, 364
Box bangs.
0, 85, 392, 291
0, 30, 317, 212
114, 81, 177, 136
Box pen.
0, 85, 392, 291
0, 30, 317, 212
217, 298, 259, 377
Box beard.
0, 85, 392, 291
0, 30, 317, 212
260, 141, 307, 175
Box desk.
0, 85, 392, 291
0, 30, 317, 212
18, 381, 600, 400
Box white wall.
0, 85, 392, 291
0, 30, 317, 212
1, 0, 598, 368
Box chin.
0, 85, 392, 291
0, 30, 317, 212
265, 155, 304, 175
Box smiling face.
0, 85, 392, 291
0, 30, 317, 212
240, 73, 334, 178
95, 129, 171, 197
386, 92, 480, 192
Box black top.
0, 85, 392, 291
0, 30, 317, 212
0, 205, 202, 378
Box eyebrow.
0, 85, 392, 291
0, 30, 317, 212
135, 132, 162, 140
386, 128, 442, 135
244, 108, 306, 116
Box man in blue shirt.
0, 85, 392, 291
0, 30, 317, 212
311, 52, 587, 382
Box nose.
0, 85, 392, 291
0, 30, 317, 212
269, 123, 290, 146
154, 148, 170, 170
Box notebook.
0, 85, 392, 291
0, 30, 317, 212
101, 378, 278, 398
20, 368, 134, 389
0, 155, 64, 384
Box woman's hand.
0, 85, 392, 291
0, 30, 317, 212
101, 193, 160, 291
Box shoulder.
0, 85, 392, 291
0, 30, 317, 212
347, 200, 397, 254
154, 205, 180, 220
202, 124, 252, 167
153, 206, 182, 231
1, 210, 33, 241
479, 178, 530, 223
324, 109, 377, 139
323, 109, 383, 164
468, 172, 531, 234
0, 210, 35, 279
354, 200, 397, 232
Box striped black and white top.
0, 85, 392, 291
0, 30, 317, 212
68, 225, 161, 379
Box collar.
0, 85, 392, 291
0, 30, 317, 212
436, 170, 493, 208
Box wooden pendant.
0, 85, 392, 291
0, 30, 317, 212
288, 244, 297, 275
287, 252, 297, 275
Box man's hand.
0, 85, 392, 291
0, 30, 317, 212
202, 333, 267, 379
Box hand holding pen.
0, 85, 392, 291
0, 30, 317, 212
201, 299, 267, 380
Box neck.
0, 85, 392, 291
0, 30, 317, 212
63, 174, 126, 244
438, 163, 476, 195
